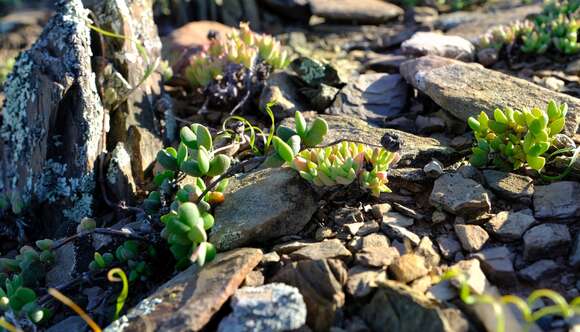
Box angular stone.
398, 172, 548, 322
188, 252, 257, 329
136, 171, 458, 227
482, 170, 534, 204
106, 142, 136, 204
355, 246, 400, 268
309, 0, 403, 24
436, 235, 462, 260
282, 114, 457, 166
455, 224, 489, 252
362, 280, 452, 332
243, 270, 265, 287
416, 236, 441, 268
271, 259, 347, 331
289, 239, 352, 262
486, 210, 536, 242
390, 254, 429, 283
400, 56, 580, 136
328, 73, 408, 124
259, 72, 308, 119
211, 168, 317, 251
401, 32, 474, 61
104, 248, 262, 332
570, 234, 580, 269
381, 223, 421, 246
533, 182, 580, 220
45, 243, 77, 287
272, 240, 314, 255
430, 174, 491, 216
0, 0, 104, 226
471, 247, 517, 285
518, 260, 560, 283
382, 211, 414, 227
346, 265, 387, 298
523, 224, 571, 262
217, 283, 307, 332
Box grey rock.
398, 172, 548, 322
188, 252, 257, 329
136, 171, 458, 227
211, 168, 317, 251
455, 224, 489, 252
417, 236, 441, 268
400, 56, 580, 136
357, 221, 380, 236
401, 32, 475, 61
390, 254, 430, 283
289, 239, 352, 262
430, 173, 491, 216
346, 265, 387, 298
328, 73, 408, 123
45, 243, 77, 288
523, 224, 571, 262
362, 280, 452, 332
382, 211, 414, 227
486, 210, 536, 242
104, 248, 263, 332
416, 115, 446, 134
47, 317, 87, 332
477, 47, 499, 67
381, 223, 421, 246
436, 235, 462, 260
423, 159, 444, 178
518, 259, 560, 283
444, 5, 542, 41
570, 234, 580, 269
309, 0, 403, 24
0, 0, 105, 226
533, 181, 580, 220
482, 170, 534, 204
282, 114, 457, 166
272, 240, 314, 255
271, 259, 347, 331
218, 283, 307, 332
259, 72, 308, 119
471, 246, 517, 285
106, 142, 136, 204
355, 246, 400, 268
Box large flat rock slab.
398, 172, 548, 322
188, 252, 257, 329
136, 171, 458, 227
105, 248, 263, 332
400, 55, 580, 135
309, 0, 403, 24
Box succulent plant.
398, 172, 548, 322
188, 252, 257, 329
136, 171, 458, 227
551, 15, 580, 54
468, 100, 568, 171
185, 22, 290, 89
290, 141, 397, 197
0, 275, 46, 324
89, 241, 157, 282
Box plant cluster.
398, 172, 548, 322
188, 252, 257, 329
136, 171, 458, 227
89, 240, 156, 283
0, 240, 55, 325
290, 142, 397, 197
477, 0, 580, 55
468, 100, 567, 171
152, 123, 230, 269
185, 22, 290, 110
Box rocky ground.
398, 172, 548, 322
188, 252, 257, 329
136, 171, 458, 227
0, 0, 579, 331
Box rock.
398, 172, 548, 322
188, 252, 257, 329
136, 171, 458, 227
282, 114, 457, 166
271, 259, 347, 331
416, 115, 446, 134
410, 275, 434, 294
0, 0, 105, 227
423, 159, 444, 178
243, 271, 265, 287
382, 212, 414, 227
333, 207, 364, 226
477, 47, 499, 67
449, 259, 490, 295
541, 76, 565, 92
400, 56, 580, 136
350, 233, 390, 252
381, 223, 421, 246
444, 5, 542, 41
361, 280, 452, 332
346, 265, 387, 297
570, 234, 580, 269
328, 73, 408, 124
46, 317, 87, 332
357, 221, 380, 236
45, 243, 77, 287
523, 224, 571, 262
309, 0, 403, 24
533, 182, 580, 220
486, 210, 536, 242
104, 248, 262, 332
454, 224, 489, 252
217, 283, 307, 332
106, 143, 136, 204
430, 173, 491, 216
289, 239, 352, 262
518, 259, 560, 283
259, 72, 308, 119
344, 222, 364, 235
272, 240, 314, 254
371, 203, 392, 218
401, 32, 474, 61
211, 168, 317, 251
565, 58, 580, 75
431, 210, 448, 224
390, 254, 429, 283
355, 246, 400, 268
471, 246, 517, 285
262, 251, 281, 265
417, 237, 441, 268
436, 235, 462, 260
482, 170, 534, 204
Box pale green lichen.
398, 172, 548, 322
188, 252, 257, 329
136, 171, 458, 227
107, 143, 132, 185
103, 297, 163, 332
